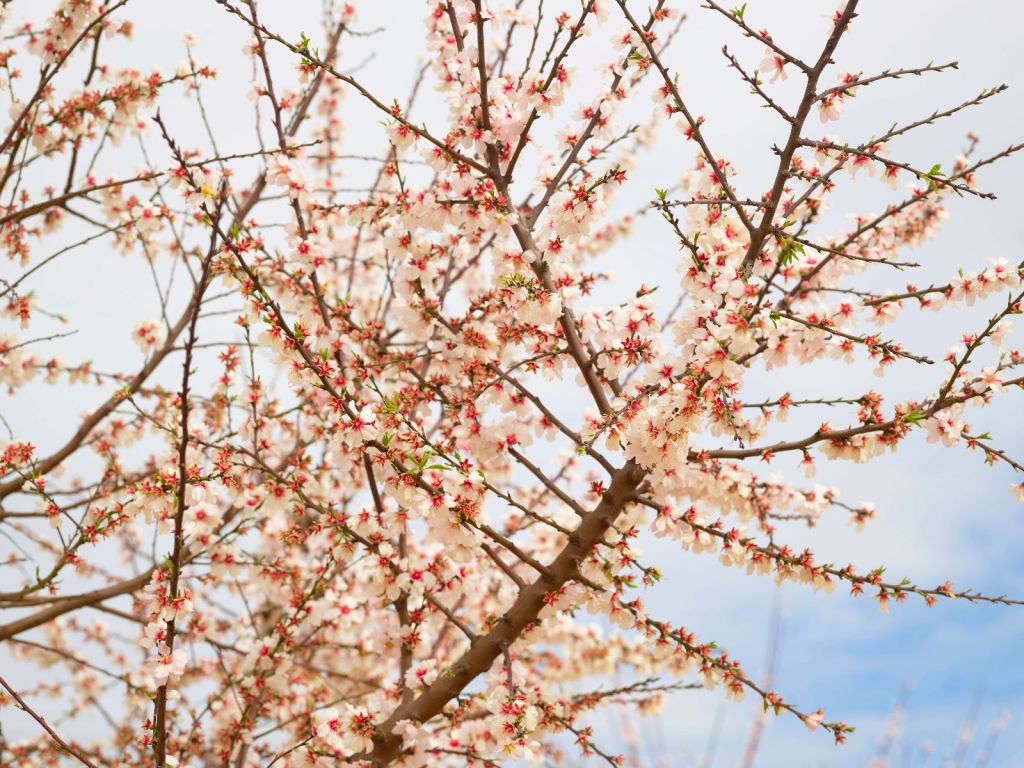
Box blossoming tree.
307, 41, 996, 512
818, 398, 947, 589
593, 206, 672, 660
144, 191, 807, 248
0, 0, 1022, 766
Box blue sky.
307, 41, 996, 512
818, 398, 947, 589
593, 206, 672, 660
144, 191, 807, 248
554, 3, 1024, 763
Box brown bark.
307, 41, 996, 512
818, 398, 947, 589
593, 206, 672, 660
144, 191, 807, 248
360, 459, 643, 766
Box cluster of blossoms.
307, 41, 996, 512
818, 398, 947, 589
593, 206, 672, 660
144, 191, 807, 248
0, 1, 1022, 767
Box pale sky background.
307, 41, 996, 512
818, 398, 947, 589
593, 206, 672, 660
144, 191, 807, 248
2, 1, 1024, 767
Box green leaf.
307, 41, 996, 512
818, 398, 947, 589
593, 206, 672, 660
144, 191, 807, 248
778, 237, 805, 267
924, 163, 946, 191
904, 409, 927, 425
731, 2, 747, 21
